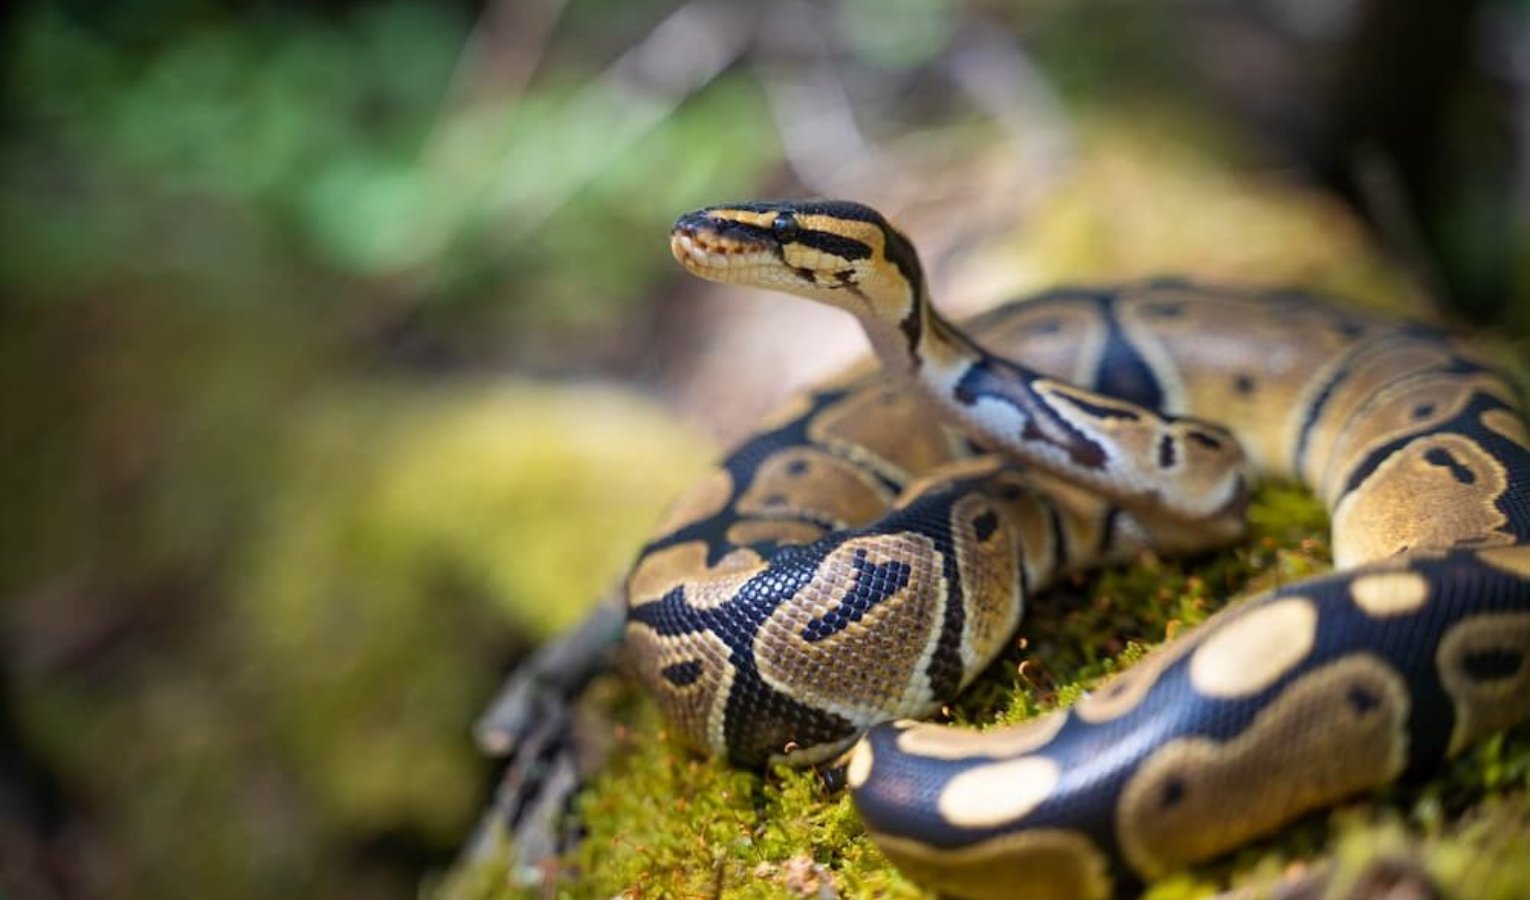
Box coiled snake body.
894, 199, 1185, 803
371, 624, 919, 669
626, 200, 1530, 898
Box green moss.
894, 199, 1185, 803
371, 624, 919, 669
231, 380, 716, 846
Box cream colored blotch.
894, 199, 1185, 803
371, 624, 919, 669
1188, 598, 1318, 698
1349, 571, 1430, 617
937, 756, 1059, 829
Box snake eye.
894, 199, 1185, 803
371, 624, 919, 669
772, 213, 800, 242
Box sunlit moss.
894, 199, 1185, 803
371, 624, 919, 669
232, 380, 714, 850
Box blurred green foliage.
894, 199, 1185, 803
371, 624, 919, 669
3, 3, 465, 296
1, 1, 778, 334
1, 2, 776, 898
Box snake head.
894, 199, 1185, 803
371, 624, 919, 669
670, 200, 925, 330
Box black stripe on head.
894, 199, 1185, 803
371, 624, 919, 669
703, 198, 918, 273
792, 229, 873, 262
724, 199, 888, 224
716, 199, 923, 283
675, 208, 773, 245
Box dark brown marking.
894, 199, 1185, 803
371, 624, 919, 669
1335, 318, 1365, 338
1461, 649, 1523, 682
972, 510, 999, 542
899, 308, 923, 353
1160, 777, 1186, 808
1187, 431, 1224, 451
1346, 684, 1381, 715
1157, 435, 1177, 469
1233, 373, 1256, 395
1423, 447, 1476, 484
660, 660, 704, 686
800, 550, 913, 642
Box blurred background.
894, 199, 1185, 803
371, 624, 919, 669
0, 1, 1525, 898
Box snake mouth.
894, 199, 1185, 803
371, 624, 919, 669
670, 209, 781, 282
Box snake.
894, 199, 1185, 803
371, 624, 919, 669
621, 199, 1530, 899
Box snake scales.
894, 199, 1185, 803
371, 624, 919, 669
618, 200, 1530, 898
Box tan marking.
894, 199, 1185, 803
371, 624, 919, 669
625, 623, 736, 756
796, 214, 886, 255
1006, 475, 1061, 589
894, 713, 1067, 761
1349, 571, 1430, 617
754, 533, 948, 724
869, 828, 1110, 900
651, 468, 733, 536
627, 541, 763, 610
951, 492, 1023, 674
1436, 612, 1530, 756
736, 446, 892, 528
972, 298, 1112, 394
1032, 474, 1115, 573
1481, 407, 1530, 446
1320, 371, 1514, 503
808, 382, 965, 483
1478, 545, 1530, 579
1331, 433, 1512, 568
1077, 641, 1189, 724
1188, 597, 1317, 698
707, 208, 777, 229
937, 756, 1060, 829
896, 456, 1005, 507
1038, 379, 1249, 521
1301, 337, 1459, 488
726, 519, 825, 548
1118, 655, 1409, 878
846, 740, 874, 789
1114, 289, 1370, 475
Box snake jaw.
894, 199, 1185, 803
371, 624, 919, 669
669, 216, 797, 289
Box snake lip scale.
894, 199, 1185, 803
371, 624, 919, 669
616, 199, 1530, 899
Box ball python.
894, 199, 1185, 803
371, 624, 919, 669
622, 199, 1530, 899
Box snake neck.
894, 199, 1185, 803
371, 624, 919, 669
859, 276, 979, 379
